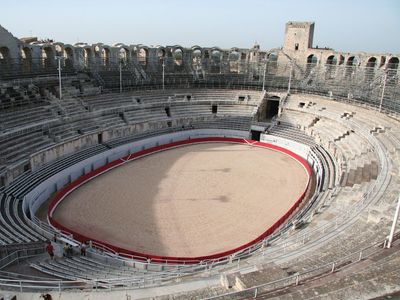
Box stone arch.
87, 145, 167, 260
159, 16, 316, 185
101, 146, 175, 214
102, 47, 111, 66
325, 55, 337, 79
155, 47, 166, 66
0, 46, 10, 61
210, 48, 222, 73
94, 45, 101, 60
267, 53, 278, 74
366, 57, 377, 68
83, 47, 92, 67
191, 48, 202, 69
0, 47, 12, 76
326, 55, 337, 65
41, 46, 54, 68
306, 54, 317, 75
345, 56, 358, 78
387, 57, 399, 70
365, 57, 377, 81
307, 54, 318, 64
387, 57, 399, 84
64, 47, 74, 68
137, 47, 148, 67
173, 47, 183, 66
54, 44, 64, 57
21, 47, 32, 72
118, 47, 130, 62
229, 49, 240, 73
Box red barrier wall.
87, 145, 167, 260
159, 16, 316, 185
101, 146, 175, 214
48, 137, 311, 263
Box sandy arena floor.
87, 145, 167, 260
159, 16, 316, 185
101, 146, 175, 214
53, 142, 309, 258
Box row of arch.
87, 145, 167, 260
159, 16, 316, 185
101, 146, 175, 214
306, 54, 399, 69
0, 43, 275, 75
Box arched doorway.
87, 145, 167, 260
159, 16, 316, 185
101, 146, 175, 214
267, 53, 278, 74
102, 48, 110, 66
173, 48, 183, 71
210, 49, 221, 73
266, 96, 280, 120
365, 57, 377, 81
21, 47, 32, 73
229, 50, 240, 73
0, 47, 11, 76
306, 54, 317, 75
83, 48, 92, 67
345, 56, 357, 78
41, 47, 54, 69
64, 47, 74, 69
387, 57, 399, 84
325, 55, 337, 79
137, 48, 148, 67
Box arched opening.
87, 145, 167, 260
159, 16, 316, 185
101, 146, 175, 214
137, 48, 148, 67
325, 55, 337, 79
54, 45, 63, 58
210, 49, 221, 73
156, 48, 165, 67
119, 48, 129, 63
345, 56, 357, 78
267, 53, 278, 74
192, 49, 202, 68
21, 47, 32, 72
229, 50, 240, 73
266, 96, 280, 120
64, 47, 74, 69
365, 57, 377, 81
387, 57, 399, 70
94, 45, 101, 62
306, 54, 317, 75
366, 57, 377, 68
83, 48, 92, 67
326, 55, 337, 65
102, 48, 110, 66
0, 47, 11, 75
387, 57, 399, 84
41, 47, 54, 68
0, 46, 10, 61
173, 48, 183, 66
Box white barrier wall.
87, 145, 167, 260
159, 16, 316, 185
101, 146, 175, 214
24, 129, 249, 218
260, 133, 323, 189
260, 134, 310, 159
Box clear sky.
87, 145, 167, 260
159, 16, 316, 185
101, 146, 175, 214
1, 0, 399, 53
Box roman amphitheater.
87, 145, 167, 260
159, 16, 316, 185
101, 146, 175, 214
0, 21, 399, 299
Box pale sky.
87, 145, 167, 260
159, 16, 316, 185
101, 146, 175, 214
1, 0, 399, 53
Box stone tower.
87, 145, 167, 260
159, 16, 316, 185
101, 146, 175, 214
283, 21, 314, 53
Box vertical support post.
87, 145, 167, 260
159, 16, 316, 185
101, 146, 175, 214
254, 288, 258, 298
262, 60, 267, 91
331, 262, 335, 273
56, 56, 62, 100
119, 60, 122, 93
287, 61, 293, 95
379, 72, 387, 113
162, 59, 165, 90
387, 194, 400, 248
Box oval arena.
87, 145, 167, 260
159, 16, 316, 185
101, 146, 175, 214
50, 139, 310, 260
0, 18, 399, 300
